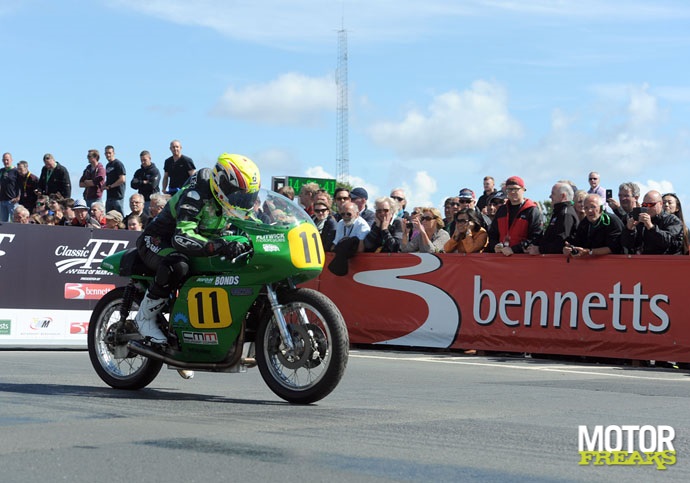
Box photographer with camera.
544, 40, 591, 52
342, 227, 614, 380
620, 190, 683, 255
564, 194, 623, 258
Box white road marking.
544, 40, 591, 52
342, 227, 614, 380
350, 352, 689, 381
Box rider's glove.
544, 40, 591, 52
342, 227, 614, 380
219, 240, 251, 259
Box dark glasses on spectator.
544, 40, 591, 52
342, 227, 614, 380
421, 216, 433, 221
314, 208, 328, 213
391, 196, 404, 202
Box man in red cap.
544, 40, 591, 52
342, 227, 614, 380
487, 176, 543, 256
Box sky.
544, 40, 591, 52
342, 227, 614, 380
2, 0, 690, 211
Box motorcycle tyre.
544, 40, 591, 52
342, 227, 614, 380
256, 288, 349, 404
88, 287, 163, 390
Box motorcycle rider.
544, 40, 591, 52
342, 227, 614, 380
134, 153, 261, 348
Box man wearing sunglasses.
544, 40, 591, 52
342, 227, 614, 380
621, 190, 683, 255
332, 201, 370, 251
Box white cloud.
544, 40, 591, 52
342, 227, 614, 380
627, 84, 661, 128
211, 73, 334, 125
368, 81, 523, 158
636, 179, 675, 197
305, 165, 335, 179
409, 171, 438, 208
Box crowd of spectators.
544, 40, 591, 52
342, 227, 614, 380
305, 172, 686, 257
0, 141, 190, 228
2, 147, 687, 256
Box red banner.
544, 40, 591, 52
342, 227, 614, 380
315, 253, 690, 362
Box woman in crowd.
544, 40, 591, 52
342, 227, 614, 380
573, 189, 587, 223
402, 207, 450, 253
443, 207, 488, 253
662, 192, 689, 254
311, 200, 337, 250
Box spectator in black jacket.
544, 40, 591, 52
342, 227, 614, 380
130, 150, 161, 216
37, 153, 71, 199
621, 190, 683, 255
364, 196, 403, 253
529, 182, 579, 254
564, 194, 623, 257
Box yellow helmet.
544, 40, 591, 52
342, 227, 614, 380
211, 153, 261, 213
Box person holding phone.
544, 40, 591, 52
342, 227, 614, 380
607, 182, 641, 223
621, 190, 683, 255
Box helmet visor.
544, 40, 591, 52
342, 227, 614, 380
225, 190, 258, 211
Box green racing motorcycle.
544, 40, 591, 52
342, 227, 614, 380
87, 189, 349, 404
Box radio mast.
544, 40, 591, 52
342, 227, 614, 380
336, 27, 349, 183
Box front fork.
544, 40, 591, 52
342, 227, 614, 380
266, 284, 296, 352
266, 283, 312, 354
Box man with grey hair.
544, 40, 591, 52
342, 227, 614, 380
528, 181, 578, 254
607, 181, 640, 223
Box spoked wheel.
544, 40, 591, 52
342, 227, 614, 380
256, 288, 349, 404
88, 287, 163, 390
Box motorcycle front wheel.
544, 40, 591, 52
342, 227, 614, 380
256, 288, 349, 404
88, 287, 163, 390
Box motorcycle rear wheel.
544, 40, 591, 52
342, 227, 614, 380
88, 287, 163, 390
256, 288, 349, 404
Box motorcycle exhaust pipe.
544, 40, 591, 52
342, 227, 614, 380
127, 340, 253, 371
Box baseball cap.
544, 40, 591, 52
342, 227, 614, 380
489, 191, 507, 204
458, 188, 476, 200
505, 176, 526, 189
350, 187, 368, 200
73, 199, 88, 210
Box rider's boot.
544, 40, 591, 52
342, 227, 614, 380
177, 370, 195, 379
135, 291, 168, 344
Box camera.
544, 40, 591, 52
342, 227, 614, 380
631, 207, 647, 221
605, 189, 612, 200
571, 247, 580, 255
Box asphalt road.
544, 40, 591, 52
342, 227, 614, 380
1, 348, 689, 483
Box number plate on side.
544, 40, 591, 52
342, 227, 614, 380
187, 287, 233, 329
288, 224, 325, 269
